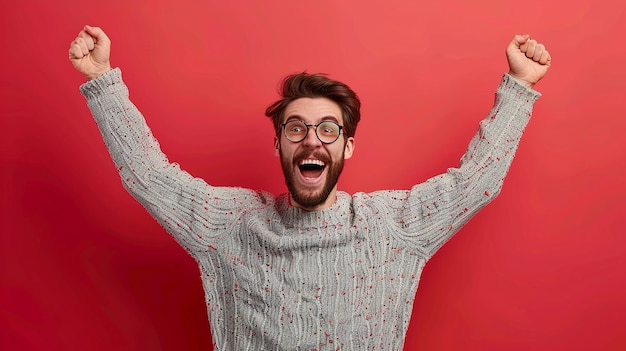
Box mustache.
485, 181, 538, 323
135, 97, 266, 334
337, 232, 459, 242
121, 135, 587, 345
294, 150, 330, 164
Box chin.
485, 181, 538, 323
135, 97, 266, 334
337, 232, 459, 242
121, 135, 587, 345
291, 189, 330, 210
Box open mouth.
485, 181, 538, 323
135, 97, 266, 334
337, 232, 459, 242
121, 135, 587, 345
298, 159, 326, 180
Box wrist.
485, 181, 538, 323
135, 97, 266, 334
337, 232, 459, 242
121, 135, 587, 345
86, 65, 112, 81
507, 73, 535, 89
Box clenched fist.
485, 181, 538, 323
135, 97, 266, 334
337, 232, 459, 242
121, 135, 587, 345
506, 35, 551, 89
69, 25, 112, 80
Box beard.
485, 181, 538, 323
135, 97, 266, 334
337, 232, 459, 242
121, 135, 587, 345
280, 148, 345, 210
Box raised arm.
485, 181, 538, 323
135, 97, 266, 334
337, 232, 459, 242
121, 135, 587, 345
68, 26, 262, 257
372, 35, 551, 258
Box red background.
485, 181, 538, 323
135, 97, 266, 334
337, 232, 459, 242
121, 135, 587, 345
2, 1, 625, 350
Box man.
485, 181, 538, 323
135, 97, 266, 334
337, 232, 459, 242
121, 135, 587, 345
69, 25, 550, 350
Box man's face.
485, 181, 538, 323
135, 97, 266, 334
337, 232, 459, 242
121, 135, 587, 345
274, 97, 355, 211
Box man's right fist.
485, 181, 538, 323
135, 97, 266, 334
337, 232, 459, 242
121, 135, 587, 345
69, 25, 112, 80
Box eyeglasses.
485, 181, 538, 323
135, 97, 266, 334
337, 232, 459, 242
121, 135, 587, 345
281, 120, 344, 144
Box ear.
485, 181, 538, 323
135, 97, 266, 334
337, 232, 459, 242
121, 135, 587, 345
343, 137, 355, 160
274, 135, 280, 156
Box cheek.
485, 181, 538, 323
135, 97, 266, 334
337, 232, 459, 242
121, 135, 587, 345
329, 148, 346, 162
331, 142, 351, 159
277, 140, 295, 159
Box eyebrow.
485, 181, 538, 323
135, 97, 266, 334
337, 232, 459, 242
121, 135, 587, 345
284, 115, 340, 123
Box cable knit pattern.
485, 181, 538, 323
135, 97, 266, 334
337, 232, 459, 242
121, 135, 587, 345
80, 69, 540, 350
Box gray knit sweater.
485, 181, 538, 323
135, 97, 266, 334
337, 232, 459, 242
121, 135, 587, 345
80, 69, 539, 350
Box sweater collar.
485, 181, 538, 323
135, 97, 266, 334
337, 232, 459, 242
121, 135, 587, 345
275, 191, 353, 229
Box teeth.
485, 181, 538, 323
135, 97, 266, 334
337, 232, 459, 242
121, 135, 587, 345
299, 159, 325, 167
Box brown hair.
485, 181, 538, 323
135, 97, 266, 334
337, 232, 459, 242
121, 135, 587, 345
265, 72, 361, 138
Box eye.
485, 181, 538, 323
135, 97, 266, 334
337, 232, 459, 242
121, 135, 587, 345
318, 122, 339, 135
290, 126, 304, 133
286, 121, 306, 134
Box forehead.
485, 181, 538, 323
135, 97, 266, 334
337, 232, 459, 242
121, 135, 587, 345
283, 97, 343, 123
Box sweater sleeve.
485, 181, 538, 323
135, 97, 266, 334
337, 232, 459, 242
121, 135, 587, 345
369, 74, 541, 259
80, 68, 264, 256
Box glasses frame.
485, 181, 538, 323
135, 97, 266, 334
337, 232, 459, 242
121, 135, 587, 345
280, 120, 344, 144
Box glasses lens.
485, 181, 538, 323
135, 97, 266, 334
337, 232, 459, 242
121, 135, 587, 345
284, 121, 308, 142
283, 121, 341, 143
316, 121, 340, 143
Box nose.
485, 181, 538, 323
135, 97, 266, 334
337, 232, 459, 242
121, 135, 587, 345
301, 125, 322, 148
